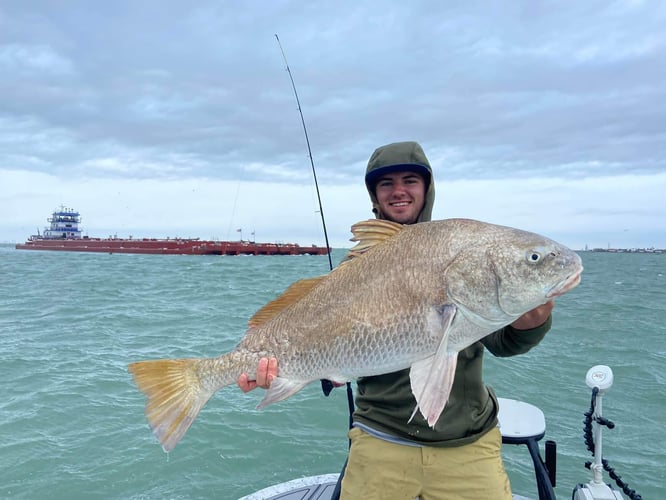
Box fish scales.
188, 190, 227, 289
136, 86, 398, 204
129, 218, 583, 451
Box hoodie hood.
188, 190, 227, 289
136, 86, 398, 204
365, 141, 435, 223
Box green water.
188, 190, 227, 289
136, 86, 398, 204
1, 246, 663, 499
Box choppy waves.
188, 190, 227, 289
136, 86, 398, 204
0, 247, 662, 499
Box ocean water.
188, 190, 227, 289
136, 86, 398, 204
0, 245, 663, 499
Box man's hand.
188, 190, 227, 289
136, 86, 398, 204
237, 357, 278, 392
511, 301, 554, 330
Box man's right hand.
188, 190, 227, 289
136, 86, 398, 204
237, 357, 278, 392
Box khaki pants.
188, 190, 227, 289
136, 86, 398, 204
340, 426, 512, 500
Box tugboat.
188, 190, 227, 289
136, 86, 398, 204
38, 206, 83, 240
15, 206, 330, 256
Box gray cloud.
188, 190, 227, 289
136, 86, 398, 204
1, 1, 664, 246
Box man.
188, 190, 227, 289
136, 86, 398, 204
239, 141, 553, 499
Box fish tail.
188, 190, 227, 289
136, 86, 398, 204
128, 358, 217, 452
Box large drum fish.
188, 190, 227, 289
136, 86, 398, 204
129, 218, 583, 451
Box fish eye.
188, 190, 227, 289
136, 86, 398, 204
526, 251, 542, 263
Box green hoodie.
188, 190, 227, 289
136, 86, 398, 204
353, 141, 551, 446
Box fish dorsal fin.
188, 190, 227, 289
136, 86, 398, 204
338, 219, 404, 266
249, 220, 403, 326
248, 275, 325, 328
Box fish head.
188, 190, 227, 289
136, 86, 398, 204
444, 225, 583, 324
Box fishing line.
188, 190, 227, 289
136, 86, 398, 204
274, 34, 333, 271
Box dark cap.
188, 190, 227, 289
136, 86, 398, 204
365, 141, 432, 192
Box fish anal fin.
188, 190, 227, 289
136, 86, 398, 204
256, 377, 310, 408
128, 358, 216, 452
248, 276, 325, 328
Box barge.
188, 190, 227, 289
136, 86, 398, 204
15, 207, 329, 256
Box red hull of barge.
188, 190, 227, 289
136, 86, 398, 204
15, 238, 329, 256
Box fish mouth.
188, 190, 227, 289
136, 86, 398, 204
547, 268, 583, 298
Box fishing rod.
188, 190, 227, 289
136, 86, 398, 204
274, 34, 333, 272
274, 42, 355, 493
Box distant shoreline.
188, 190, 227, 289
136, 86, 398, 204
581, 248, 664, 254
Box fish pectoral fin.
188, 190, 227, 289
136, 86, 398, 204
408, 303, 458, 427
257, 377, 310, 409
408, 352, 459, 428
408, 355, 434, 422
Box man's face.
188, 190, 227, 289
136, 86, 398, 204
374, 171, 427, 224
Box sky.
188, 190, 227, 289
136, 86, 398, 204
2, 0, 665, 249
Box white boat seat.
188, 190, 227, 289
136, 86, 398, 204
498, 397, 546, 442
497, 397, 555, 500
